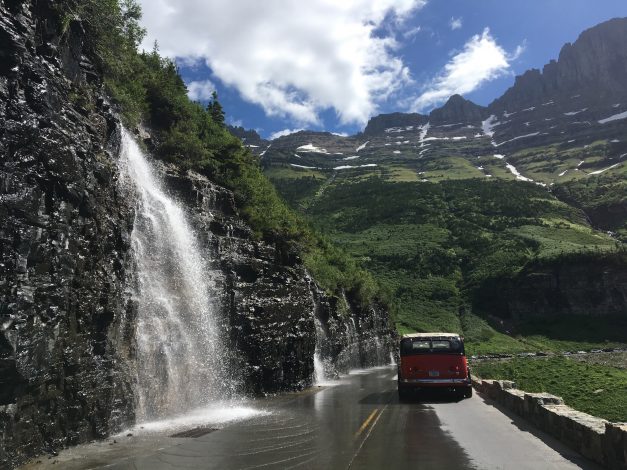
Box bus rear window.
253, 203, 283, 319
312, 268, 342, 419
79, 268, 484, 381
400, 338, 464, 356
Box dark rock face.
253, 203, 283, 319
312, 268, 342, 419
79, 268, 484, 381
160, 169, 394, 394
363, 112, 428, 136
429, 94, 487, 125
473, 258, 627, 321
313, 289, 394, 376
491, 17, 627, 111
0, 1, 135, 467
227, 125, 269, 151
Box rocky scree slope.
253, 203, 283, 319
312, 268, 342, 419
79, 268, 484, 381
0, 2, 394, 468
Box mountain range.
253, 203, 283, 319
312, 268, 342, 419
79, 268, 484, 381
239, 17, 627, 349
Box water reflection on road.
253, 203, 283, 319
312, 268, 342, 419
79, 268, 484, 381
22, 366, 601, 470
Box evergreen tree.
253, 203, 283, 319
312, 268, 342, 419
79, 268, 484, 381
207, 91, 225, 127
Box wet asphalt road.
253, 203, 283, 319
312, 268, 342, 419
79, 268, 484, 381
24, 366, 601, 470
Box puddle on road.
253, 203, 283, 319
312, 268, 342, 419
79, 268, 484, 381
120, 403, 270, 436
20, 405, 270, 469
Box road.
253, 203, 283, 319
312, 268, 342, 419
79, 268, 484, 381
24, 366, 601, 470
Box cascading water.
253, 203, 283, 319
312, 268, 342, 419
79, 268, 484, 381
313, 317, 332, 385
313, 352, 327, 384
118, 129, 236, 421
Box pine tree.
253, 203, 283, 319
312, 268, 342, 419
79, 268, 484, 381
207, 91, 225, 127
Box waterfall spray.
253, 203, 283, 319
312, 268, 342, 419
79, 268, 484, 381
118, 129, 236, 420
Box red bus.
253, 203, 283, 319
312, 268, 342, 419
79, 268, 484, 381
398, 333, 472, 400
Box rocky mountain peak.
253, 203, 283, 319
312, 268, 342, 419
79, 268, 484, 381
429, 94, 487, 125
362, 112, 428, 136
491, 17, 627, 111
227, 125, 267, 146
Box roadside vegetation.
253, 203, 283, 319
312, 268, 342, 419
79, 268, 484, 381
473, 357, 627, 422
54, 0, 383, 305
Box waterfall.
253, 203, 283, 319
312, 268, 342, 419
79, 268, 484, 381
118, 129, 236, 421
313, 351, 327, 384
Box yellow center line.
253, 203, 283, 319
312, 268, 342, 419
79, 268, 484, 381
347, 404, 389, 469
354, 408, 379, 439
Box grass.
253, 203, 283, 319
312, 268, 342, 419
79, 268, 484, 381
382, 165, 421, 182
506, 139, 626, 184
509, 224, 616, 257
461, 314, 534, 356
420, 156, 484, 181
472, 357, 627, 422
516, 315, 627, 352
264, 166, 327, 179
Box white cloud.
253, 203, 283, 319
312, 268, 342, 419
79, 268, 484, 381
269, 128, 305, 140
403, 25, 422, 39
186, 79, 216, 101
450, 17, 463, 30
410, 28, 521, 112
138, 0, 426, 125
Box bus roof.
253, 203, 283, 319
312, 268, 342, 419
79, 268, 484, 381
401, 332, 461, 339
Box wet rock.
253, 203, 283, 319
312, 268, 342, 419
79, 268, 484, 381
161, 168, 395, 394
0, 2, 135, 467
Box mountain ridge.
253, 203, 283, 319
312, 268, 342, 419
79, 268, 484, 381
244, 16, 627, 146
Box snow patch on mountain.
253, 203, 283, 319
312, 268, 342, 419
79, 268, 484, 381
260, 145, 271, 157
419, 123, 430, 147
333, 164, 378, 170
291, 164, 319, 169
589, 163, 621, 175
297, 143, 328, 153
495, 132, 540, 147
506, 163, 533, 182
564, 108, 587, 116
356, 141, 369, 152
481, 115, 498, 137
598, 111, 627, 124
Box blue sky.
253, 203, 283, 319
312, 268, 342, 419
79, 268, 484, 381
138, 1, 627, 139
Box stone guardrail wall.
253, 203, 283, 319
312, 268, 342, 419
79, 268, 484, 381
472, 376, 627, 470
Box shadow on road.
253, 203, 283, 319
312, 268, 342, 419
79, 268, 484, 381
359, 389, 466, 405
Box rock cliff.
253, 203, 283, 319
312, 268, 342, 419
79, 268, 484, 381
161, 167, 394, 394
429, 94, 487, 126
473, 256, 627, 322
0, 1, 136, 466
491, 17, 627, 111
362, 112, 428, 136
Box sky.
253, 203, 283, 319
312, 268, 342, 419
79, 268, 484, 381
137, 0, 627, 139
